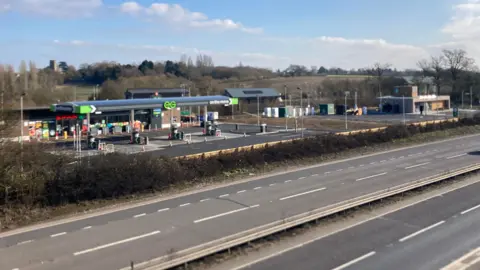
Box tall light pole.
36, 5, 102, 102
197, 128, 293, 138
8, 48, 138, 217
298, 87, 304, 138
402, 95, 406, 124
20, 92, 25, 173
470, 85, 473, 109
257, 94, 260, 126
344, 91, 349, 130
284, 84, 288, 130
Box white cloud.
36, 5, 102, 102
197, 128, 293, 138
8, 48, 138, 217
119, 2, 262, 34
0, 0, 102, 17
440, 0, 480, 61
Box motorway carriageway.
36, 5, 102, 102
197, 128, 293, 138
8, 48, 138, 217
1, 134, 480, 270
240, 178, 480, 270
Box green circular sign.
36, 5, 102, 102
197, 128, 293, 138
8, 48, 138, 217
164, 101, 177, 110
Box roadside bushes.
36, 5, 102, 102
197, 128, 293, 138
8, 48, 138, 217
2, 118, 480, 210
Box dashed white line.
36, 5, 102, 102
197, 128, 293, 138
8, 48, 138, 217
17, 240, 33, 245
73, 230, 161, 256
179, 203, 191, 207
324, 171, 331, 174
219, 194, 229, 198
200, 199, 210, 202
134, 213, 146, 218
399, 220, 445, 242
194, 205, 259, 223
405, 162, 430, 169
82, 226, 92, 230
254, 187, 262, 190
348, 167, 354, 169
12, 268, 19, 270
399, 156, 404, 159
336, 169, 343, 172
50, 232, 67, 238
370, 162, 377, 165
298, 177, 306, 180
331, 251, 376, 270
461, 204, 480, 215
380, 160, 386, 163
390, 158, 396, 160
446, 153, 467, 159
356, 172, 387, 181
359, 164, 365, 167
157, 208, 170, 212
237, 190, 246, 193
279, 187, 326, 201
269, 183, 276, 186
311, 174, 319, 177
285, 180, 292, 183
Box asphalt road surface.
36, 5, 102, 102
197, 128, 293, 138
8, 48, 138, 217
243, 181, 480, 270
2, 134, 480, 270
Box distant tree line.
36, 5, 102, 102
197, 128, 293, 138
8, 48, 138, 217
1, 49, 479, 107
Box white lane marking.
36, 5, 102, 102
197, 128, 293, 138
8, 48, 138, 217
390, 158, 396, 160
237, 190, 246, 194
50, 232, 66, 238
380, 160, 386, 163
194, 205, 259, 223
269, 183, 276, 186
399, 156, 404, 159
12, 268, 19, 270
359, 164, 365, 167
219, 194, 229, 198
82, 226, 92, 230
325, 171, 331, 174
331, 251, 376, 270
157, 208, 170, 212
399, 221, 445, 242
285, 180, 292, 183
405, 162, 430, 169
134, 213, 146, 218
446, 153, 467, 159
279, 187, 326, 201
370, 162, 377, 165
17, 240, 33, 245
200, 199, 210, 202
73, 230, 160, 256
461, 204, 480, 215
336, 169, 343, 172
311, 174, 319, 177
348, 167, 354, 169
298, 177, 306, 180
179, 203, 191, 207
254, 187, 262, 190
356, 172, 387, 181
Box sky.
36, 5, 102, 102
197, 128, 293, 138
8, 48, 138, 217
0, 0, 479, 70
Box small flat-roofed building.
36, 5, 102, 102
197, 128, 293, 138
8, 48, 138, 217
378, 85, 450, 114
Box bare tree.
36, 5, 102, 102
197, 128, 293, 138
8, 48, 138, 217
366, 62, 391, 97
442, 49, 475, 92
417, 56, 445, 95
179, 54, 188, 65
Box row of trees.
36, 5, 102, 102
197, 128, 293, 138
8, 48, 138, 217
1, 49, 478, 107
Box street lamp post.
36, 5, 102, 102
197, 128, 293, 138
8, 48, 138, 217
344, 91, 350, 130
284, 85, 288, 130
257, 94, 260, 126
298, 87, 304, 138
403, 95, 406, 124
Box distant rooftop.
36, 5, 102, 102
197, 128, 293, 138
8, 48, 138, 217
224, 88, 281, 98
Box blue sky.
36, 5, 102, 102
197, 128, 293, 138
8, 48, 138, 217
0, 0, 478, 70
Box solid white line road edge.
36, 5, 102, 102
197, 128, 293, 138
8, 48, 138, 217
398, 220, 445, 242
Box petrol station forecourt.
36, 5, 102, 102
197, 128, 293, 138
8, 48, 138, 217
50, 95, 239, 135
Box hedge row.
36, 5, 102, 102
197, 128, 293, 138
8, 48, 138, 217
1, 118, 480, 208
